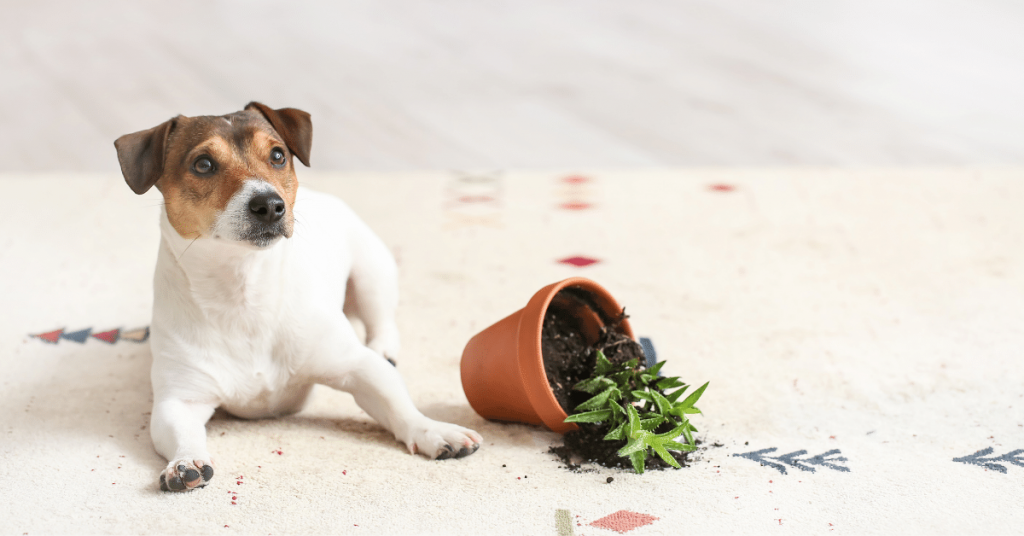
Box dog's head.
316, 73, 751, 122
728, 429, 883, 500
114, 102, 312, 249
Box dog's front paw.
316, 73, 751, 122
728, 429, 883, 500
405, 420, 482, 460
159, 459, 214, 492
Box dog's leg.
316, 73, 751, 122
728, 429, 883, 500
343, 224, 401, 362
322, 346, 482, 460
150, 398, 216, 491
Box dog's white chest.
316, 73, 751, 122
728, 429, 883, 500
192, 303, 310, 418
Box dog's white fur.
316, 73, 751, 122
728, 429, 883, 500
150, 181, 481, 488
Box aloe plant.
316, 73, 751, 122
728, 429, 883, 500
563, 350, 708, 473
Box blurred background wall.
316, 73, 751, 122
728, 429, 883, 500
1, 0, 1021, 172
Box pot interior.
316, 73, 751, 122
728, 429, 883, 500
541, 284, 632, 417
546, 285, 625, 345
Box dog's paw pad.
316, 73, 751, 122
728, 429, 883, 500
433, 440, 481, 461
456, 443, 480, 458
407, 420, 483, 461
435, 444, 456, 460
159, 460, 213, 492
182, 468, 201, 486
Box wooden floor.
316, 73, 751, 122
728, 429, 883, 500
1, 0, 1022, 172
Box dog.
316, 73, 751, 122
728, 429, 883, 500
114, 102, 482, 492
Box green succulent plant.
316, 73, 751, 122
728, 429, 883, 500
563, 350, 708, 474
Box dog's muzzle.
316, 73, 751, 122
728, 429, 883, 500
213, 180, 291, 248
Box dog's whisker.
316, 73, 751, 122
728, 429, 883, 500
176, 235, 200, 262
290, 214, 312, 231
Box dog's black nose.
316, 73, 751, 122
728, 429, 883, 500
249, 192, 286, 223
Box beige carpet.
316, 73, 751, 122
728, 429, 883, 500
2, 169, 1022, 535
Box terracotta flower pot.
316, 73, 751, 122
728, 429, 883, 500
460, 277, 635, 433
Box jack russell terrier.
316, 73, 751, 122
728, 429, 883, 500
114, 102, 482, 492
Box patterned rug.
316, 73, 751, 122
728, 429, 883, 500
2, 169, 1021, 534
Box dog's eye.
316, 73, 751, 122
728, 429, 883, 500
270, 148, 286, 168
192, 156, 215, 175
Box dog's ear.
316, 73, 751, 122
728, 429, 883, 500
114, 117, 177, 195
245, 102, 312, 167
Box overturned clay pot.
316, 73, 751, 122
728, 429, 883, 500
460, 277, 634, 433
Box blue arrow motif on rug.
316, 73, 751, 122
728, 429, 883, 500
734, 447, 850, 475
60, 327, 92, 343
953, 448, 1024, 474
639, 337, 657, 370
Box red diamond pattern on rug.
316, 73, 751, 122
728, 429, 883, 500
558, 256, 600, 267
709, 183, 736, 192
590, 510, 659, 533
562, 175, 591, 184
559, 202, 592, 210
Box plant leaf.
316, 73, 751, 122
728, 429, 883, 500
631, 390, 653, 402
617, 432, 650, 457
648, 360, 666, 376
609, 401, 626, 416
656, 423, 687, 440
663, 440, 697, 452
640, 416, 665, 431
629, 450, 646, 474
626, 404, 642, 436
651, 440, 682, 468
665, 386, 688, 403
573, 376, 611, 394
563, 409, 612, 423
575, 386, 614, 412
610, 371, 632, 385
594, 350, 614, 375
677, 381, 709, 410
655, 376, 684, 390
604, 421, 627, 441
681, 423, 694, 445
650, 390, 672, 415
